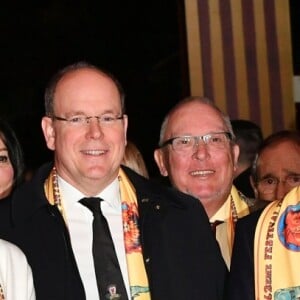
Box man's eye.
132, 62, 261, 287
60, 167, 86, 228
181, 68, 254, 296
178, 138, 191, 145
289, 176, 300, 183
264, 178, 276, 185
0, 155, 8, 163
70, 117, 84, 123
101, 115, 115, 122
211, 136, 222, 143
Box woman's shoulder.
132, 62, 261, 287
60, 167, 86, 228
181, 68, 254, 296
0, 239, 28, 262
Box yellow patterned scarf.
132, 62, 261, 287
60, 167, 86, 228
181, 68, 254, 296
44, 167, 150, 299
118, 168, 150, 300
211, 186, 250, 268
255, 186, 300, 299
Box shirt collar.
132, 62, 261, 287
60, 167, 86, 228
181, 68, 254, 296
210, 194, 231, 223
57, 176, 121, 210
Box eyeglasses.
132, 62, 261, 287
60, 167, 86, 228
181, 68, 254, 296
51, 114, 124, 127
258, 175, 300, 194
160, 132, 233, 153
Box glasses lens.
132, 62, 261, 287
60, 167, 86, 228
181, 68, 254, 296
205, 133, 229, 149
172, 136, 194, 152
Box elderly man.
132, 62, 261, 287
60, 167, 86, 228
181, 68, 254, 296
228, 130, 300, 299
154, 96, 255, 268
0, 63, 226, 300
250, 130, 300, 202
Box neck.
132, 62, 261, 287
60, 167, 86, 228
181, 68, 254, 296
54, 167, 119, 196
200, 197, 227, 219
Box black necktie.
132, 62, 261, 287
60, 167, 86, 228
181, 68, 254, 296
79, 197, 128, 300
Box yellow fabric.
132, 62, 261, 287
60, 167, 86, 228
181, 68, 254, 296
44, 168, 150, 299
210, 186, 250, 268
254, 187, 300, 300
118, 169, 150, 299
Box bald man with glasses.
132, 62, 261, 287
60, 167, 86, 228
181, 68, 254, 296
154, 96, 258, 269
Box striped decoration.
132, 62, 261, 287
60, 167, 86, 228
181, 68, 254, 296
184, 0, 295, 136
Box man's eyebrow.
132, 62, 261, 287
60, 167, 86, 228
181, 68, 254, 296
284, 170, 300, 176
259, 173, 276, 180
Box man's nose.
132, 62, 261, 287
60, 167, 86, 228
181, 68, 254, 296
192, 139, 210, 160
274, 181, 291, 201
86, 118, 103, 139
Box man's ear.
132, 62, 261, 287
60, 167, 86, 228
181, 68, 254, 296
232, 144, 240, 172
41, 116, 56, 151
154, 148, 168, 177
122, 114, 128, 145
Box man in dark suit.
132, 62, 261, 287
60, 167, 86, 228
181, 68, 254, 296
0, 62, 227, 300
228, 130, 300, 299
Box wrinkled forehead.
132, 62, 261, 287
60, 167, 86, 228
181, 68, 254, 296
166, 102, 227, 137
257, 141, 300, 173
259, 140, 300, 162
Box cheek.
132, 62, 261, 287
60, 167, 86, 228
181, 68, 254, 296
168, 153, 186, 170
0, 167, 14, 186
221, 153, 235, 172
168, 154, 189, 180
56, 130, 77, 148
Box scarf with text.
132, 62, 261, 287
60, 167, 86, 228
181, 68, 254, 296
254, 186, 300, 299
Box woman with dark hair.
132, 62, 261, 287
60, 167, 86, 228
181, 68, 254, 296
0, 118, 35, 299
0, 118, 24, 199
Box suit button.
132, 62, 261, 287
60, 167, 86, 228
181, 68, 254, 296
145, 257, 150, 263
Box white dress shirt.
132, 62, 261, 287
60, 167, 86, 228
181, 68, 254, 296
58, 176, 130, 299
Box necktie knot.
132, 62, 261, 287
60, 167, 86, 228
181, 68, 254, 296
210, 220, 224, 236
79, 197, 102, 215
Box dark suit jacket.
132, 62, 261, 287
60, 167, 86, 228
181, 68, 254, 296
227, 209, 263, 300
0, 163, 227, 300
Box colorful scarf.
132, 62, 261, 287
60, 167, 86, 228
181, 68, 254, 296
211, 185, 250, 268
45, 167, 150, 299
118, 168, 150, 299
255, 186, 300, 299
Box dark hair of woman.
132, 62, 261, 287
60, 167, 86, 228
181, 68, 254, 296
0, 118, 25, 189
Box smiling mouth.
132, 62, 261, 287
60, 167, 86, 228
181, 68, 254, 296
81, 150, 106, 155
190, 170, 214, 176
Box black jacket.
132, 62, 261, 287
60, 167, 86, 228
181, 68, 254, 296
0, 163, 227, 300
226, 209, 263, 300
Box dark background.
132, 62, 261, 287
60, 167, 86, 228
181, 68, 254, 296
1, 0, 299, 177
